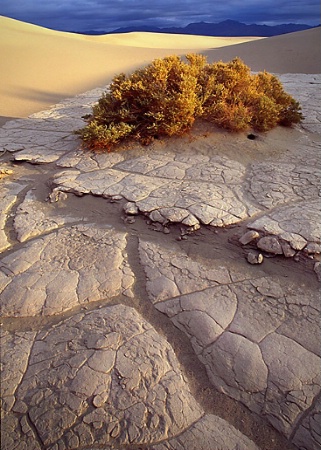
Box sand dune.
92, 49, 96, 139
94, 31, 263, 49
0, 16, 261, 118
204, 27, 321, 74
1, 16, 320, 119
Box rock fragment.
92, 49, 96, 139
0, 166, 13, 178
47, 188, 68, 203
257, 236, 283, 254
123, 201, 139, 215
280, 241, 296, 257
239, 230, 260, 245
304, 242, 321, 254
247, 250, 264, 264
248, 200, 320, 259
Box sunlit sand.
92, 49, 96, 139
0, 15, 320, 118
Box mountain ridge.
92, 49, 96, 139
80, 19, 317, 36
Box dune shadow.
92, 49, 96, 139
12, 87, 72, 105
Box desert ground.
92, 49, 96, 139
0, 16, 320, 450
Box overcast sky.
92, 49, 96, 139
1, 0, 320, 32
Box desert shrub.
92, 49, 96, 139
248, 71, 303, 131
76, 55, 303, 151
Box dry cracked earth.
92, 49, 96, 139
0, 73, 320, 450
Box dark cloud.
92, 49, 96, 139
0, 0, 319, 32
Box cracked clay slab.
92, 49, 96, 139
1, 304, 260, 450
8, 305, 203, 448
13, 190, 74, 243
0, 224, 134, 317
0, 180, 27, 252
138, 239, 321, 444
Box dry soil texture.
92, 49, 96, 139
0, 73, 320, 450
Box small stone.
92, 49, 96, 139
48, 189, 68, 203
163, 227, 170, 234
182, 214, 199, 227
152, 223, 163, 232
280, 241, 296, 258
125, 217, 136, 224
239, 230, 260, 245
247, 251, 264, 264
191, 223, 200, 231
123, 202, 139, 215
304, 243, 321, 254
287, 235, 307, 251
0, 167, 13, 177
149, 210, 164, 223
110, 195, 122, 202
257, 236, 283, 254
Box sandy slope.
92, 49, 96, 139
204, 27, 321, 74
0, 16, 262, 118
96, 31, 263, 48
0, 16, 320, 118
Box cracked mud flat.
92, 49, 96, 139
0, 74, 320, 450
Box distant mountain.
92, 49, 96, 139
80, 20, 316, 37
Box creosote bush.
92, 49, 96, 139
76, 55, 303, 151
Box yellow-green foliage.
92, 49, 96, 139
76, 55, 303, 151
